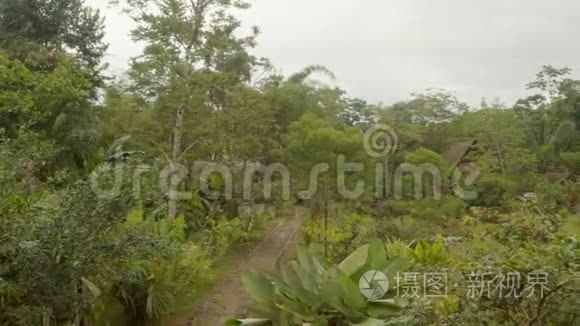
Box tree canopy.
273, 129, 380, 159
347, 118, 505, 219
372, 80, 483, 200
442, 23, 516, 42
0, 1, 578, 325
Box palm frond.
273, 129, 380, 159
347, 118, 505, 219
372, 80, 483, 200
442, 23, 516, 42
287, 65, 335, 84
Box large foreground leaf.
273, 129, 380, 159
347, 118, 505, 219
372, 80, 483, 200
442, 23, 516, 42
224, 318, 271, 325
338, 244, 369, 276
242, 271, 275, 303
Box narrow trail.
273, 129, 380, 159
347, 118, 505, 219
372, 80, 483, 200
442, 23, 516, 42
176, 206, 305, 326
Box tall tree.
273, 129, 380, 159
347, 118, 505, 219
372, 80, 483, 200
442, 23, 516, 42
259, 65, 341, 138
515, 66, 580, 172
0, 0, 108, 83
0, 50, 98, 177
118, 0, 261, 219
285, 114, 369, 255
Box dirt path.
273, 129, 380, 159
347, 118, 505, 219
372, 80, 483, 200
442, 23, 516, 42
176, 207, 305, 326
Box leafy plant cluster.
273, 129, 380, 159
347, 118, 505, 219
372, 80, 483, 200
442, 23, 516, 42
0, 182, 261, 324
238, 205, 578, 325
0, 0, 579, 325
236, 240, 408, 326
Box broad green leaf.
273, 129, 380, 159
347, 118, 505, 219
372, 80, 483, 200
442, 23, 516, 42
353, 318, 386, 326
366, 299, 406, 318
281, 263, 317, 303
338, 244, 369, 276
294, 245, 319, 293
366, 240, 387, 270
81, 277, 101, 298
224, 318, 271, 326
242, 271, 274, 303
338, 275, 366, 310
381, 257, 406, 282
276, 296, 315, 321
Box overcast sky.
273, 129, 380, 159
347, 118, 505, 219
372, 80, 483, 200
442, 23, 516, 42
88, 0, 580, 107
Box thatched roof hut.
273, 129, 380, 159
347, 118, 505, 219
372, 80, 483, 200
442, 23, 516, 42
442, 139, 478, 168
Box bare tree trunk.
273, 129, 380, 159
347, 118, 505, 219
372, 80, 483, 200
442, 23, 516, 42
168, 105, 184, 220
323, 194, 329, 258
493, 139, 507, 176
324, 202, 329, 256
244, 160, 257, 231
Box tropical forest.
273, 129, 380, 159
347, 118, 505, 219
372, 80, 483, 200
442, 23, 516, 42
0, 0, 578, 325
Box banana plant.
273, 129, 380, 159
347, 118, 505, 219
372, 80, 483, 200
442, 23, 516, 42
228, 239, 408, 325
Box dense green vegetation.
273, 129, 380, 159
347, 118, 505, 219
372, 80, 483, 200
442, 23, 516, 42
0, 0, 578, 325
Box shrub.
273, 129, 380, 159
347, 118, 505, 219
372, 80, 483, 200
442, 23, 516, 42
235, 240, 408, 325
303, 213, 377, 261
472, 174, 517, 207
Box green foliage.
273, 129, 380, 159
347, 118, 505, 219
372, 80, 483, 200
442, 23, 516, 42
339, 97, 379, 128
404, 147, 447, 170
392, 197, 466, 222
384, 239, 412, 263
117, 0, 258, 96
398, 148, 448, 199
530, 177, 577, 213
0, 50, 98, 176
262, 67, 343, 134
224, 318, 271, 326
240, 240, 408, 325
285, 114, 366, 171
0, 185, 249, 325
410, 237, 452, 268
451, 108, 532, 178
383, 90, 466, 128
0, 183, 132, 324
0, 0, 108, 83
109, 209, 213, 323
0, 50, 89, 127
197, 217, 248, 257
2, 2, 580, 325
303, 213, 377, 261
0, 129, 56, 198
472, 174, 517, 207
560, 151, 580, 173
285, 113, 370, 202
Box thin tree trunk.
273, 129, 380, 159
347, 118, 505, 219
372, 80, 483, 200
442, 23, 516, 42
168, 105, 185, 220
324, 199, 329, 258
492, 138, 507, 176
